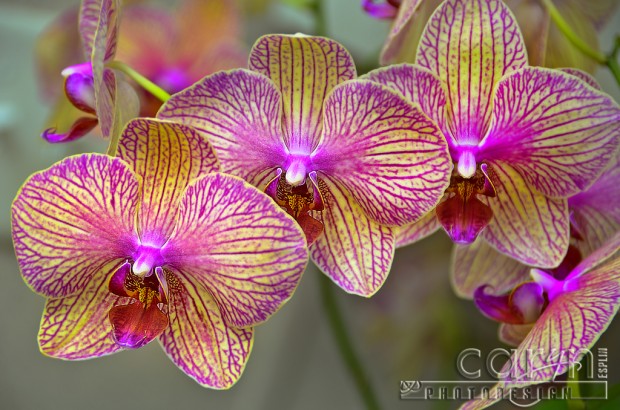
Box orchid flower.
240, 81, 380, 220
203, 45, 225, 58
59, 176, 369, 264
114, 0, 247, 116
11, 117, 308, 388
455, 150, 619, 347
368, 0, 618, 71
158, 34, 452, 296
364, 0, 620, 267
460, 232, 620, 410
41, 0, 139, 148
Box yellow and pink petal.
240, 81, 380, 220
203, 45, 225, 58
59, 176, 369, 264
12, 154, 139, 298
116, 118, 219, 244
158, 70, 287, 188
164, 173, 309, 328
248, 34, 356, 153
312, 80, 452, 227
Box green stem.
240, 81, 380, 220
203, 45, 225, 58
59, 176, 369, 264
606, 57, 620, 87
541, 0, 606, 64
107, 61, 171, 102
567, 365, 585, 410
309, 0, 327, 37
319, 274, 381, 410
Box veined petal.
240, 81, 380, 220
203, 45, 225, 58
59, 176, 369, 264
314, 80, 451, 226
491, 240, 620, 388
568, 232, 620, 281
38, 260, 127, 359
363, 64, 450, 141
248, 34, 356, 153
79, 0, 118, 62
310, 180, 395, 296
158, 70, 286, 188
394, 211, 441, 248
12, 154, 139, 298
570, 157, 620, 253
559, 68, 602, 90
480, 68, 620, 197
164, 173, 308, 328
451, 238, 530, 299
380, 0, 443, 64
416, 0, 527, 144
498, 323, 532, 347
160, 270, 253, 389
481, 162, 569, 268
117, 118, 219, 243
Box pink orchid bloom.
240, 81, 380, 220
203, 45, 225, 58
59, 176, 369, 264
460, 231, 620, 410
41, 0, 138, 146
158, 34, 453, 296
366, 0, 618, 71
12, 117, 308, 388
364, 0, 620, 267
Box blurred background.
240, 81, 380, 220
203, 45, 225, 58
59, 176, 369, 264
0, 1, 619, 409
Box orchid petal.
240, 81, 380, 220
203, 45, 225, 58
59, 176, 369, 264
380, 0, 442, 65
394, 211, 441, 248
363, 64, 450, 141
569, 157, 620, 253
117, 118, 219, 243
79, 0, 118, 63
12, 154, 139, 298
490, 237, 620, 388
310, 180, 395, 296
451, 238, 530, 299
559, 68, 602, 90
416, 0, 527, 144
314, 80, 451, 226
158, 70, 286, 188
498, 323, 532, 347
41, 116, 99, 144
481, 68, 620, 198
481, 162, 569, 268
38, 261, 127, 359
164, 173, 308, 328
160, 270, 253, 389
109, 300, 168, 349
249, 34, 356, 153
568, 232, 620, 281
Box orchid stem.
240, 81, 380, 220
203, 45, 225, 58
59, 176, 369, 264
542, 0, 620, 87
107, 61, 171, 102
567, 365, 585, 410
319, 274, 381, 410
310, 0, 327, 37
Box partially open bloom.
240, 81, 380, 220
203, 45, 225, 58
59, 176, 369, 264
41, 0, 138, 145
369, 0, 618, 70
158, 34, 452, 296
461, 232, 620, 410
365, 0, 620, 267
12, 118, 308, 387
115, 0, 247, 116
454, 147, 619, 344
